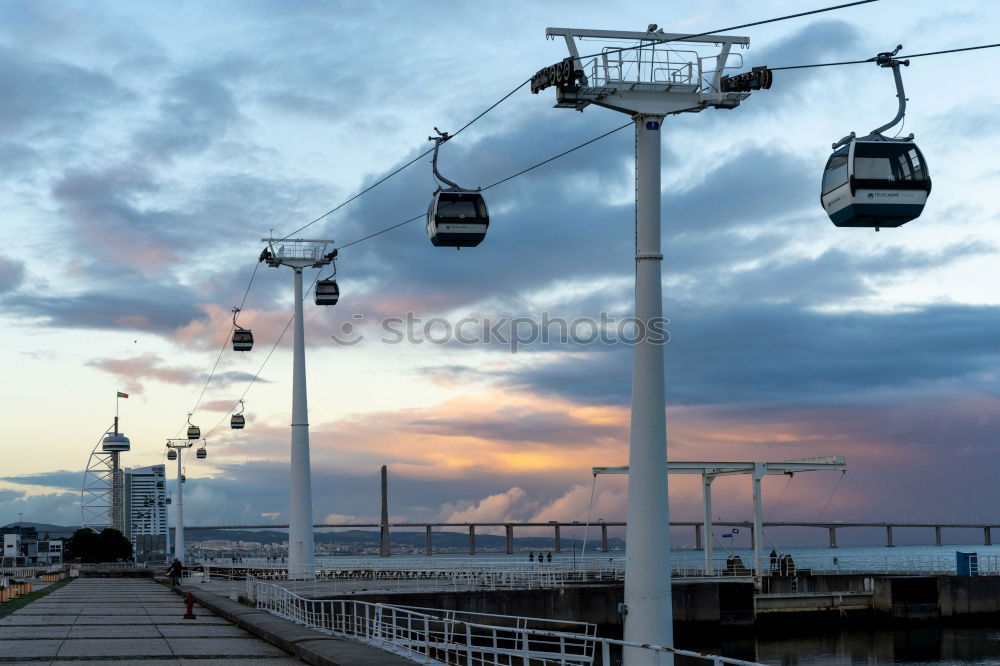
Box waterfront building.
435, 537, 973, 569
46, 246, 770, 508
124, 464, 168, 563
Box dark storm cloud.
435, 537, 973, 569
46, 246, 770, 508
744, 20, 864, 78
685, 241, 994, 305
1, 470, 81, 491
132, 71, 242, 163
494, 303, 1000, 407
5, 285, 201, 333
0, 255, 25, 293
0, 45, 133, 135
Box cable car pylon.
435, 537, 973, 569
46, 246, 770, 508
534, 25, 756, 663
426, 128, 489, 248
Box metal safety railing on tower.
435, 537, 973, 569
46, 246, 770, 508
247, 580, 764, 666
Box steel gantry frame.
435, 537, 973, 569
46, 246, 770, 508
593, 457, 847, 576
539, 26, 753, 664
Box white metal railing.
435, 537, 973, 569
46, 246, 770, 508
203, 558, 626, 592
248, 580, 763, 666
195, 551, 1000, 589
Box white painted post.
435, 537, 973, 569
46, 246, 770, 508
703, 476, 714, 575
623, 114, 672, 666
175, 447, 185, 565
289, 267, 316, 580
752, 463, 764, 576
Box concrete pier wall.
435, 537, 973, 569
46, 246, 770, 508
332, 575, 1000, 633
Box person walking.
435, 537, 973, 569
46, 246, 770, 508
166, 558, 183, 588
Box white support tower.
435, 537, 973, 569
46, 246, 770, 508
166, 439, 194, 564
538, 26, 753, 663
594, 457, 847, 576
261, 238, 336, 580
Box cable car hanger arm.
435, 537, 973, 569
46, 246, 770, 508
871, 45, 908, 136
429, 128, 478, 192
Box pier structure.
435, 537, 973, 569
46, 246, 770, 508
594, 456, 847, 575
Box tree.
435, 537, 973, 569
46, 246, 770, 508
65, 528, 133, 563
97, 528, 133, 561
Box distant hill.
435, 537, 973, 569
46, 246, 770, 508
1, 522, 79, 533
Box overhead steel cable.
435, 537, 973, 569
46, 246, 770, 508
275, 78, 531, 242
195, 120, 640, 426
771, 42, 1000, 70
332, 119, 638, 251
202, 273, 321, 439
177, 259, 261, 437
572, 0, 880, 61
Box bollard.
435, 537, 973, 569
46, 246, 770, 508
183, 592, 197, 620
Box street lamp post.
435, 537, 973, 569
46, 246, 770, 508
261, 238, 336, 580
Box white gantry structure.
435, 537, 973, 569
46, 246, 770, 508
594, 456, 847, 576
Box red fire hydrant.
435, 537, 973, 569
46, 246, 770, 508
183, 592, 197, 620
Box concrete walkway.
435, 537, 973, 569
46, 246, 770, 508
0, 578, 304, 664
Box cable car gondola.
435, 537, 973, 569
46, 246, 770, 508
315, 279, 340, 306
822, 46, 931, 231
232, 307, 253, 352
165, 497, 172, 504
167, 449, 177, 461
426, 128, 489, 248
196, 447, 207, 460
231, 399, 246, 429
187, 413, 200, 440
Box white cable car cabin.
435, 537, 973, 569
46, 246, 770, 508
233, 328, 253, 351
425, 127, 489, 248
427, 191, 489, 248
315, 279, 339, 306
821, 46, 930, 231
232, 308, 253, 351
822, 138, 930, 229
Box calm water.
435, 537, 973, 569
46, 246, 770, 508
684, 626, 1000, 665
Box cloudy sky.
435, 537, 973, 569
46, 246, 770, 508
2, 0, 999, 548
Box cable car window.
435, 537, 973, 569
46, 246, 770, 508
822, 151, 849, 195
437, 200, 482, 219
854, 143, 928, 182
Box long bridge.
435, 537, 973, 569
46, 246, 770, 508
183, 520, 1000, 555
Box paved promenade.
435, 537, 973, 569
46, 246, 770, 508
0, 578, 303, 664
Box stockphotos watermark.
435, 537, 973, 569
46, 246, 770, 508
330, 312, 670, 353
